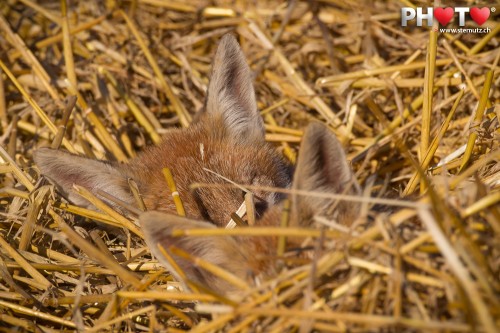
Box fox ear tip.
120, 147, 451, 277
220, 33, 237, 43
33, 148, 73, 168
33, 147, 54, 160
308, 122, 328, 131
219, 34, 241, 52
33, 148, 61, 171
304, 122, 335, 143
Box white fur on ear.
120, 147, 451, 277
34, 148, 134, 209
205, 34, 264, 142
292, 123, 361, 224
294, 123, 358, 194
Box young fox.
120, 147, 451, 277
140, 123, 361, 296
34, 34, 291, 228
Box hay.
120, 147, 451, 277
0, 0, 499, 332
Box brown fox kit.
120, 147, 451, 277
34, 35, 291, 227
140, 123, 361, 296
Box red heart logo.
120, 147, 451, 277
470, 7, 490, 26
434, 7, 454, 26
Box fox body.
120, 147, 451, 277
141, 123, 361, 296
34, 35, 291, 228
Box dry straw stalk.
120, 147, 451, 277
0, 1, 498, 332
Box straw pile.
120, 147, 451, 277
0, 0, 499, 332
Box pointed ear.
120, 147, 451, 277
205, 34, 264, 142
33, 148, 134, 209
139, 211, 252, 294
292, 123, 361, 226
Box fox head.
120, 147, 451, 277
140, 123, 361, 297
34, 34, 291, 228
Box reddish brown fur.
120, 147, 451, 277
34, 34, 291, 229
120, 114, 291, 226
140, 123, 361, 297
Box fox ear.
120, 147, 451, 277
33, 148, 134, 209
292, 123, 361, 226
139, 211, 252, 295
205, 34, 264, 143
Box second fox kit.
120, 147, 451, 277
34, 35, 291, 227
141, 123, 361, 296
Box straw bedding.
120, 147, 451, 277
0, 0, 499, 332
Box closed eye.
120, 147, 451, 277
254, 200, 268, 218
241, 191, 269, 218
192, 188, 211, 222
